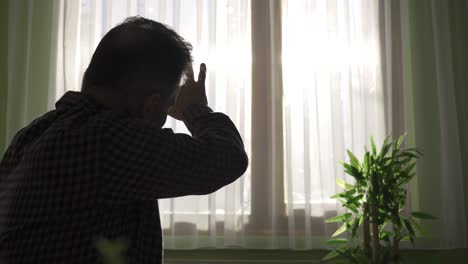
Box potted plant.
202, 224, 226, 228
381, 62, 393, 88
322, 134, 437, 264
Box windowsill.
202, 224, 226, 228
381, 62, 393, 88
164, 248, 468, 264
165, 249, 326, 264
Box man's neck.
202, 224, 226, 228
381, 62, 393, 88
82, 87, 140, 117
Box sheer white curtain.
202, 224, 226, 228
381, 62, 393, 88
282, 0, 388, 214
279, 0, 392, 248
55, 0, 393, 249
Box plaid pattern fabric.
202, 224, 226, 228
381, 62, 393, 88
0, 91, 248, 264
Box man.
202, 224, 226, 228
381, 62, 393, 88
0, 16, 248, 263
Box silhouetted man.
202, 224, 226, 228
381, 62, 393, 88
0, 17, 248, 263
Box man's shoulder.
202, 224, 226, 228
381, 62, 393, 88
6, 110, 59, 149
86, 111, 173, 140
87, 111, 150, 131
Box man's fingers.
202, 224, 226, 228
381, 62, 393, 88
198, 63, 206, 84
167, 106, 176, 116
167, 106, 181, 120
185, 64, 195, 83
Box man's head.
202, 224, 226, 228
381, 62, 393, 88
82, 16, 193, 127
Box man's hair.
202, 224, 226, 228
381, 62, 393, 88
81, 16, 192, 101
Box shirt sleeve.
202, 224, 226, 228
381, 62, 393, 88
100, 105, 248, 203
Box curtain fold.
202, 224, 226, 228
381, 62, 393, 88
250, 0, 285, 248
401, 0, 468, 248
2, 0, 60, 151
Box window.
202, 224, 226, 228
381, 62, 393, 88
282, 0, 386, 211
57, 0, 389, 249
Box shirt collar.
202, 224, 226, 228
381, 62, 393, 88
55, 91, 103, 113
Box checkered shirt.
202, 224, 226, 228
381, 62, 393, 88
0, 91, 248, 263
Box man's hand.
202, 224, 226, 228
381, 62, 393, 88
168, 63, 208, 121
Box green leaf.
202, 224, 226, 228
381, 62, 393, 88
346, 203, 359, 214
399, 151, 420, 159
409, 218, 426, 235
347, 150, 361, 170
401, 235, 411, 241
325, 238, 348, 246
379, 136, 392, 158
363, 152, 370, 173
345, 194, 363, 206
331, 189, 356, 202
336, 178, 354, 190
344, 188, 357, 198
397, 172, 416, 185
342, 198, 363, 214
341, 162, 362, 180
330, 190, 349, 199
332, 223, 348, 237
322, 249, 342, 261
340, 162, 356, 177
379, 230, 394, 242
370, 136, 377, 157
330, 193, 342, 199
403, 162, 417, 174
336, 197, 346, 205
326, 213, 352, 223
396, 133, 406, 151
411, 212, 438, 220
350, 216, 361, 238
405, 147, 424, 156
402, 217, 415, 243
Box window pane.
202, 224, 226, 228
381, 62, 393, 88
282, 0, 387, 216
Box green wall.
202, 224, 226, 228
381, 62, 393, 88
448, 0, 468, 244
0, 0, 56, 152
404, 0, 468, 244
0, 0, 8, 152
